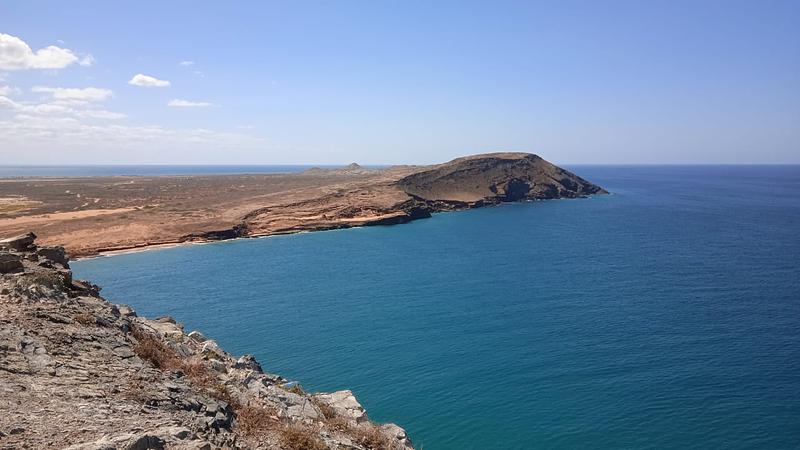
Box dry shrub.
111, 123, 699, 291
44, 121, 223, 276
312, 399, 351, 432
182, 360, 215, 387
314, 401, 337, 420
326, 416, 352, 433
131, 327, 180, 370
350, 425, 393, 450
210, 383, 241, 409
236, 404, 279, 438
73, 313, 96, 326
286, 383, 306, 396
279, 423, 327, 450
122, 379, 152, 404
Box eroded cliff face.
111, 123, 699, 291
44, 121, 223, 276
0, 233, 413, 450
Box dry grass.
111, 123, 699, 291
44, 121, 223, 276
311, 397, 393, 448
235, 404, 279, 439
286, 383, 306, 396
131, 327, 180, 370
210, 383, 241, 409
279, 423, 328, 450
350, 425, 393, 450
73, 312, 96, 326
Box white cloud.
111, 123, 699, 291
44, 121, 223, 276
0, 85, 21, 96
0, 95, 18, 109
128, 73, 170, 87
0, 85, 122, 121
168, 99, 213, 108
0, 113, 265, 163
0, 33, 81, 70
32, 86, 113, 103
79, 54, 95, 66
179, 60, 195, 66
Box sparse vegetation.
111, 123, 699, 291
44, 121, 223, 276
310, 397, 394, 449
131, 327, 180, 370
235, 404, 279, 439
279, 423, 328, 450
350, 425, 393, 450
286, 383, 306, 396
73, 312, 97, 326
16, 271, 65, 293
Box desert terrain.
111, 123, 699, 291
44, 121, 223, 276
0, 153, 605, 257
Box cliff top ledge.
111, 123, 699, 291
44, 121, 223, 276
0, 233, 414, 449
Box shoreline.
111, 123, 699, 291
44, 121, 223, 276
74, 195, 607, 261
3, 153, 609, 261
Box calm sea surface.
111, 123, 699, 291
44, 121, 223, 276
73, 166, 800, 449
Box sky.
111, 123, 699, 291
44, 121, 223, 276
1, 0, 798, 165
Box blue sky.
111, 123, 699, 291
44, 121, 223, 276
1, 0, 798, 164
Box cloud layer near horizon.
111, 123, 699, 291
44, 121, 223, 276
0, 33, 252, 164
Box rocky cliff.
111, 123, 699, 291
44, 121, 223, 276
0, 233, 413, 450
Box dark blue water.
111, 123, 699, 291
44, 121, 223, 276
73, 166, 800, 449
0, 165, 344, 177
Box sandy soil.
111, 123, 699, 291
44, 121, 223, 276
0, 166, 419, 257
0, 153, 606, 257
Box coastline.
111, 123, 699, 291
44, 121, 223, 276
2, 153, 608, 260
74, 194, 607, 260
0, 233, 415, 448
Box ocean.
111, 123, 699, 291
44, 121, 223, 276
72, 165, 800, 449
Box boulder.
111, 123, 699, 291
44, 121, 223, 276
36, 246, 69, 266
234, 354, 263, 373
312, 390, 368, 424
187, 331, 208, 342
0, 232, 36, 251
0, 252, 23, 274
381, 423, 414, 449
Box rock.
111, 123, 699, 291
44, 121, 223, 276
71, 279, 101, 296
200, 340, 224, 360
271, 387, 322, 422
313, 390, 368, 424
36, 246, 69, 266
187, 331, 207, 342
234, 354, 263, 373
0, 252, 23, 273
0, 232, 36, 251
0, 232, 415, 449
381, 423, 414, 448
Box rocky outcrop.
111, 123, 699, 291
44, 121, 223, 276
0, 234, 413, 449
396, 152, 606, 206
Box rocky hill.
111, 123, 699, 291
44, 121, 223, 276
395, 152, 606, 207
0, 233, 413, 450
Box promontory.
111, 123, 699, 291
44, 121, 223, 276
0, 153, 606, 258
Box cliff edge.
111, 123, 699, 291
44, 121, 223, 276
0, 233, 413, 450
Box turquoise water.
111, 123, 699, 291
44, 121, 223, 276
73, 166, 800, 449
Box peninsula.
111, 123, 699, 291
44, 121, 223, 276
0, 153, 606, 258
0, 154, 606, 448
